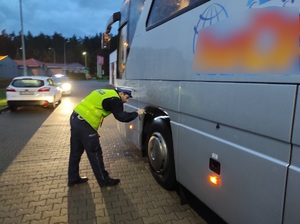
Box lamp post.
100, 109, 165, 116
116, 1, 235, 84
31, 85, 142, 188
82, 52, 87, 68
64, 41, 70, 75
19, 0, 27, 76
48, 47, 56, 63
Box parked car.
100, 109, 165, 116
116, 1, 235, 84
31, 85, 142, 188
52, 74, 72, 95
6, 76, 62, 110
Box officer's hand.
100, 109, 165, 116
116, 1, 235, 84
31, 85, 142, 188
137, 109, 145, 115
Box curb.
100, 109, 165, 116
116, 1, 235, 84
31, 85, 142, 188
0, 106, 9, 113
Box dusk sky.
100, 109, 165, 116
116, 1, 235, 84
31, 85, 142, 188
0, 0, 124, 38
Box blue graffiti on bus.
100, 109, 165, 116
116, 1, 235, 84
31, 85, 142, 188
247, 0, 295, 7
193, 3, 229, 54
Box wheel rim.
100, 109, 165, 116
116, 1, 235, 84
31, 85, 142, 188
148, 132, 168, 174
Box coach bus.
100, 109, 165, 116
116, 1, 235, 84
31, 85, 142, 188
102, 0, 300, 223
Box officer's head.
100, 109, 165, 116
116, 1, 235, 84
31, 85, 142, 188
115, 87, 132, 103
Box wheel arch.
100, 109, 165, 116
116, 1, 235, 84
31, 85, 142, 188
141, 106, 172, 157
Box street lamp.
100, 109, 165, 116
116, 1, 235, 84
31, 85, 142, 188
82, 52, 87, 68
48, 47, 56, 63
19, 0, 27, 76
64, 41, 70, 75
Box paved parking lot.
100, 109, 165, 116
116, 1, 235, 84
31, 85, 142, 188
0, 91, 207, 224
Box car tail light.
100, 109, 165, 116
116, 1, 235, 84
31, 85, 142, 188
43, 101, 49, 107
38, 87, 50, 92
6, 88, 16, 92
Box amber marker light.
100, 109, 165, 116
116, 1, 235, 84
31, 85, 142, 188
209, 175, 220, 186
129, 124, 134, 130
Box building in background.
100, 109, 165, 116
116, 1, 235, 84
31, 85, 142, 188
0, 56, 19, 78
15, 58, 45, 76
0, 56, 85, 79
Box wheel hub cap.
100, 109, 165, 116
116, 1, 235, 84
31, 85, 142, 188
148, 132, 168, 173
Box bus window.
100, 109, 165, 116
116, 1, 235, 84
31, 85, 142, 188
147, 0, 210, 28
117, 24, 129, 79
116, 0, 145, 80
128, 0, 145, 46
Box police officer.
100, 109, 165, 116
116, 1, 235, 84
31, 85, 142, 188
68, 87, 145, 187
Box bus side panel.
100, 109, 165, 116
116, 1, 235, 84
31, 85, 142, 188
175, 82, 295, 223
292, 88, 300, 145
114, 78, 147, 149
137, 80, 180, 112
179, 82, 296, 142
114, 78, 140, 147
284, 88, 300, 224
283, 145, 300, 224
118, 103, 140, 148
176, 114, 289, 224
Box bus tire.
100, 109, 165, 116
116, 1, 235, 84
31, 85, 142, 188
147, 120, 176, 190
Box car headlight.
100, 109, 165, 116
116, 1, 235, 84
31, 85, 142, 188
62, 83, 71, 91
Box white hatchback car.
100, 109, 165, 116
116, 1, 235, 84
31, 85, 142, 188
6, 76, 62, 110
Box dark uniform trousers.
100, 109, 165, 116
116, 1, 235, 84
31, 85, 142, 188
68, 112, 108, 186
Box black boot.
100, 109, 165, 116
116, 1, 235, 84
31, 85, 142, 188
101, 177, 120, 187
68, 177, 89, 187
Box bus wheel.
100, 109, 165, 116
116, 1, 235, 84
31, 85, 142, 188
147, 120, 176, 190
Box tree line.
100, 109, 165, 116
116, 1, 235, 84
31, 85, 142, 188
0, 29, 118, 76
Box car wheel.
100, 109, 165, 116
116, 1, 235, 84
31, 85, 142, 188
147, 120, 176, 190
50, 98, 56, 109
52, 102, 57, 109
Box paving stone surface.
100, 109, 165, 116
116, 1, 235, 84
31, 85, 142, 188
0, 96, 207, 224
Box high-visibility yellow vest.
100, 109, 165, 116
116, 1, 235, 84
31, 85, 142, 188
74, 89, 120, 130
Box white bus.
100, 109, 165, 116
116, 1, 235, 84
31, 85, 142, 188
102, 0, 300, 223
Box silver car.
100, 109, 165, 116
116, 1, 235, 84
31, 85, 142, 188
52, 74, 72, 95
